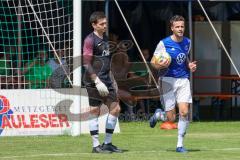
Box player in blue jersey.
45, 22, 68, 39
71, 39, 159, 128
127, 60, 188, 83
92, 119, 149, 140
149, 15, 197, 153
83, 11, 122, 153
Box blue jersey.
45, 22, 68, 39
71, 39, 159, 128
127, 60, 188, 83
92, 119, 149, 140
154, 36, 191, 78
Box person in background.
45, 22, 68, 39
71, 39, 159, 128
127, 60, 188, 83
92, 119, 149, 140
22, 50, 52, 89
48, 49, 70, 88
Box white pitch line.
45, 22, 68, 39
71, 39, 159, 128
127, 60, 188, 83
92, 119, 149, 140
0, 153, 85, 159
2, 148, 240, 159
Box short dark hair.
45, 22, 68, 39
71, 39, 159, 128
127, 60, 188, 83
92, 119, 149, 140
170, 15, 185, 26
89, 11, 106, 24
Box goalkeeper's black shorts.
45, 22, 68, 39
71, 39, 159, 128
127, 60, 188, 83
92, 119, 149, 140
85, 83, 118, 107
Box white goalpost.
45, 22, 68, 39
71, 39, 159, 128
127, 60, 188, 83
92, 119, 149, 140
72, 0, 81, 136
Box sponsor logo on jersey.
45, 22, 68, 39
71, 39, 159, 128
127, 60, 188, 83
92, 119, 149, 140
176, 53, 186, 65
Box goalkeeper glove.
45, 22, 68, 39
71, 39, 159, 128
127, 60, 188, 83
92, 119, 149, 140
94, 77, 109, 97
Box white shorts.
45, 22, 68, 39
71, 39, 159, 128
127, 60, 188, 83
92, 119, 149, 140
159, 77, 192, 111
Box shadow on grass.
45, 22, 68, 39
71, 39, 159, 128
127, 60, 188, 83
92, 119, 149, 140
121, 149, 130, 153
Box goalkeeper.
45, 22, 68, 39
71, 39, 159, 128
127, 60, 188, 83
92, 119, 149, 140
83, 11, 122, 154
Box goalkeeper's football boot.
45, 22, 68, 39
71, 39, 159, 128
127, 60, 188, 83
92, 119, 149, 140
149, 108, 166, 128
102, 143, 123, 153
92, 145, 112, 154
176, 147, 188, 153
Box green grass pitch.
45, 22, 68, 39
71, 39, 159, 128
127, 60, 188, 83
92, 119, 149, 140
1, 122, 240, 160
